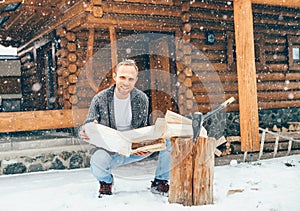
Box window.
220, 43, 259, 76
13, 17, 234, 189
287, 35, 300, 70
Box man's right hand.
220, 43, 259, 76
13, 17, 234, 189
80, 120, 98, 141
80, 128, 90, 141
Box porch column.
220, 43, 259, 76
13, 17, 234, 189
233, 0, 260, 152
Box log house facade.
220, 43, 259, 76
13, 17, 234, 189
0, 0, 300, 152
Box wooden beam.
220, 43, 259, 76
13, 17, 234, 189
233, 0, 260, 152
18, 0, 87, 52
0, 109, 88, 133
109, 26, 118, 74
0, 0, 22, 5
86, 27, 98, 92
252, 0, 300, 8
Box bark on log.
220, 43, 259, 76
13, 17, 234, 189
169, 137, 215, 206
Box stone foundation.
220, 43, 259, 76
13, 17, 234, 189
0, 149, 93, 175
204, 107, 300, 139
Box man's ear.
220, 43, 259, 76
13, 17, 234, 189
112, 71, 117, 81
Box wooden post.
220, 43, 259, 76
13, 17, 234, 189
86, 28, 98, 92
169, 136, 216, 206
109, 26, 118, 74
233, 0, 260, 152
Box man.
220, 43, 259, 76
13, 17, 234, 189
80, 59, 171, 198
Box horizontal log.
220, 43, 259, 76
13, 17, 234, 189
68, 85, 77, 94
102, 2, 181, 17
67, 43, 77, 52
21, 62, 36, 70
68, 53, 77, 63
258, 100, 300, 110
56, 27, 67, 37
191, 62, 227, 71
57, 57, 69, 67
56, 67, 66, 76
258, 91, 300, 101
68, 63, 78, 73
257, 72, 300, 81
69, 95, 79, 104
20, 53, 32, 64
21, 68, 37, 78
56, 49, 69, 58
66, 32, 76, 42
0, 109, 88, 133
68, 74, 78, 84
59, 37, 68, 47
192, 81, 300, 93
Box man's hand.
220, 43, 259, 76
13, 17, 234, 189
80, 120, 98, 141
80, 128, 90, 141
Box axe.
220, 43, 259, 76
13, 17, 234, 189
192, 97, 235, 142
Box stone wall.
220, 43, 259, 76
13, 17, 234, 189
0, 148, 93, 175
204, 107, 300, 139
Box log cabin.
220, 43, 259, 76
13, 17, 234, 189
0, 0, 299, 159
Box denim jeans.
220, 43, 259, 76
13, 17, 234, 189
90, 139, 171, 183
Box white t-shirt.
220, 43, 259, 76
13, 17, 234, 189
114, 94, 132, 131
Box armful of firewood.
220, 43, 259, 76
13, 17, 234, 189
131, 138, 167, 154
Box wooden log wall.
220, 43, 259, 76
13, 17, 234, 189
175, 0, 198, 114
176, 0, 300, 114
18, 50, 38, 111
56, 27, 85, 109
3, 0, 298, 133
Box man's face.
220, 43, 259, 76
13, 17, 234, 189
113, 65, 138, 99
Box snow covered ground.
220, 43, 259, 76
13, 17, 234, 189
0, 155, 299, 211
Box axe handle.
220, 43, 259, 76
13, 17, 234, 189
203, 97, 235, 120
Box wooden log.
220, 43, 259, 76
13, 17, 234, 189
68, 74, 78, 84
69, 95, 79, 104
57, 57, 69, 68
68, 63, 78, 73
92, 6, 103, 17
20, 53, 32, 64
57, 77, 64, 86
67, 42, 77, 52
22, 62, 36, 70
56, 67, 66, 76
59, 37, 68, 47
234, 0, 259, 152
68, 53, 77, 63
169, 136, 215, 206
56, 27, 67, 37
66, 32, 76, 42
68, 85, 77, 94
56, 48, 69, 58
64, 100, 72, 109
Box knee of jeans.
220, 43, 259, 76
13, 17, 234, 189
90, 148, 112, 169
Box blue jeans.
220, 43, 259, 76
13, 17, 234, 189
90, 139, 171, 183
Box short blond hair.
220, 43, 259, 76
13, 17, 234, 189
115, 59, 138, 73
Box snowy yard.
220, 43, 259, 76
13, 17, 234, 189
0, 155, 299, 211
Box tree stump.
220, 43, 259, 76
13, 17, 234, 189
169, 136, 216, 206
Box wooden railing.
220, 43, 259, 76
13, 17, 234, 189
0, 109, 88, 133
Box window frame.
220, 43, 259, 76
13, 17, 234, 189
287, 35, 300, 71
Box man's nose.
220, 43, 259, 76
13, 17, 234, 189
123, 79, 130, 85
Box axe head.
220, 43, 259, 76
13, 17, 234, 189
192, 112, 203, 142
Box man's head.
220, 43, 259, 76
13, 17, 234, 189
113, 59, 139, 99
